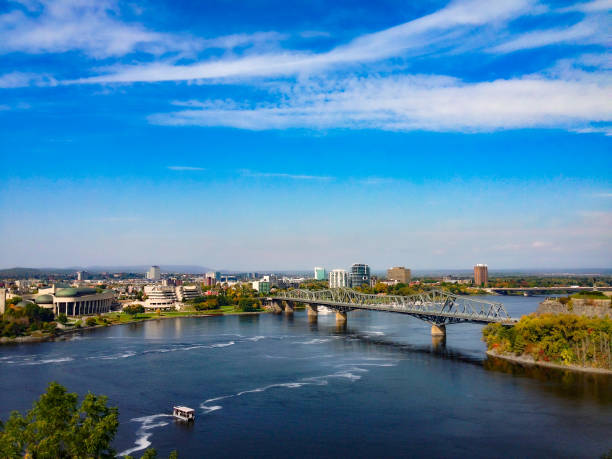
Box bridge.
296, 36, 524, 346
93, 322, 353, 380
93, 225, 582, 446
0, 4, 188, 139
266, 288, 517, 337
485, 286, 612, 295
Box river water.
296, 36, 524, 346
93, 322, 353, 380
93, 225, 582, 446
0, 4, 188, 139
1, 296, 611, 458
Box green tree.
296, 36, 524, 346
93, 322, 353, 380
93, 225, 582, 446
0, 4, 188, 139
57, 313, 68, 325
5, 296, 22, 307
124, 304, 145, 315
0, 382, 118, 458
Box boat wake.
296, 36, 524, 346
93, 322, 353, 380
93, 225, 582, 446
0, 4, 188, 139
118, 414, 173, 457
120, 357, 398, 456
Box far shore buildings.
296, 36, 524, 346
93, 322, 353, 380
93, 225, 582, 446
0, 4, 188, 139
32, 286, 115, 316
314, 267, 326, 281
329, 269, 349, 288
387, 267, 411, 284
474, 264, 489, 286
350, 263, 370, 288
146, 265, 161, 281
143, 284, 202, 310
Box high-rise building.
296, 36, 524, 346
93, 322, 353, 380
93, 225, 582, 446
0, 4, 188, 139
147, 265, 161, 281
387, 267, 411, 284
329, 269, 349, 288
350, 263, 370, 288
76, 271, 84, 281
474, 264, 488, 286
314, 267, 326, 280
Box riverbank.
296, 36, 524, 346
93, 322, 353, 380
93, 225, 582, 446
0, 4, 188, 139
0, 308, 268, 345
486, 350, 612, 375
482, 313, 612, 372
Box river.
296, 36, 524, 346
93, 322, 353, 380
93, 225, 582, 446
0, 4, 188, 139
1, 295, 611, 458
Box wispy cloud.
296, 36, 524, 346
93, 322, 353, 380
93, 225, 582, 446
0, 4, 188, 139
69, 0, 539, 84
97, 216, 141, 222
591, 192, 612, 198
239, 169, 333, 181
150, 74, 612, 133
0, 71, 56, 88
167, 166, 205, 171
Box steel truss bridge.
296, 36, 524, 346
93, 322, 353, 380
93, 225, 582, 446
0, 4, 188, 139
267, 288, 517, 334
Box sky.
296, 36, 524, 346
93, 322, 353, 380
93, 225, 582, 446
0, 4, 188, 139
0, 0, 610, 271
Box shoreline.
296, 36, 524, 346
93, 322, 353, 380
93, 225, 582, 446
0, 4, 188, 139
486, 350, 612, 375
0, 310, 268, 345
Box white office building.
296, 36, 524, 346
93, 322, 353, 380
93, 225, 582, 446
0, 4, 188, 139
147, 266, 161, 281
329, 269, 349, 288
175, 285, 202, 302
144, 285, 177, 309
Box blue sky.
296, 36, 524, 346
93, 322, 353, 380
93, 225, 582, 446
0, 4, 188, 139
0, 0, 610, 270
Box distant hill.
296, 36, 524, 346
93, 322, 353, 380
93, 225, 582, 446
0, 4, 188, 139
83, 265, 212, 274
0, 265, 213, 277
0, 267, 76, 278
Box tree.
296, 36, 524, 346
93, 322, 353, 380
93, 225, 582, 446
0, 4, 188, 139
57, 313, 68, 325
5, 296, 22, 307
0, 382, 118, 458
124, 304, 145, 315
238, 298, 259, 312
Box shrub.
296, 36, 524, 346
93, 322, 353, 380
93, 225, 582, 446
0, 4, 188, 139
85, 317, 98, 327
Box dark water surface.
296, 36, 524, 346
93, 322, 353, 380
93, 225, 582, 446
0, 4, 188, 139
1, 296, 611, 458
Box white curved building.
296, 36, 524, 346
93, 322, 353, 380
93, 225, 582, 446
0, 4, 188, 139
144, 285, 177, 310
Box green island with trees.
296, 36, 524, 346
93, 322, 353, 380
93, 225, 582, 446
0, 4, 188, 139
0, 382, 175, 458
483, 314, 612, 372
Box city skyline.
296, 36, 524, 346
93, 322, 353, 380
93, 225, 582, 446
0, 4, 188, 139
1, 0, 610, 269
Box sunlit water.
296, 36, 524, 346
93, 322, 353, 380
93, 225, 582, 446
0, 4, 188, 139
1, 295, 611, 458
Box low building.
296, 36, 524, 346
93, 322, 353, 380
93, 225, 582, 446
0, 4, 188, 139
34, 287, 115, 316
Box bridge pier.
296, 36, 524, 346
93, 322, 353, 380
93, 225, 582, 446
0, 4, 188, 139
306, 304, 318, 323
267, 300, 282, 314
284, 301, 294, 314
431, 324, 446, 337
336, 311, 347, 325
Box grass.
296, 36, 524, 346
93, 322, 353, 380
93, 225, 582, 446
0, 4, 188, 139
71, 306, 265, 327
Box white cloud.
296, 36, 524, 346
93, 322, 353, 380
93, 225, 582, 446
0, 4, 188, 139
70, 0, 538, 84
167, 166, 205, 171
559, 0, 612, 12
0, 71, 56, 88
149, 74, 612, 133
489, 16, 607, 53
0, 0, 201, 58
239, 169, 333, 181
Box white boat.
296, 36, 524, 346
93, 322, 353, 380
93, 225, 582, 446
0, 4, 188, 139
173, 406, 195, 421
